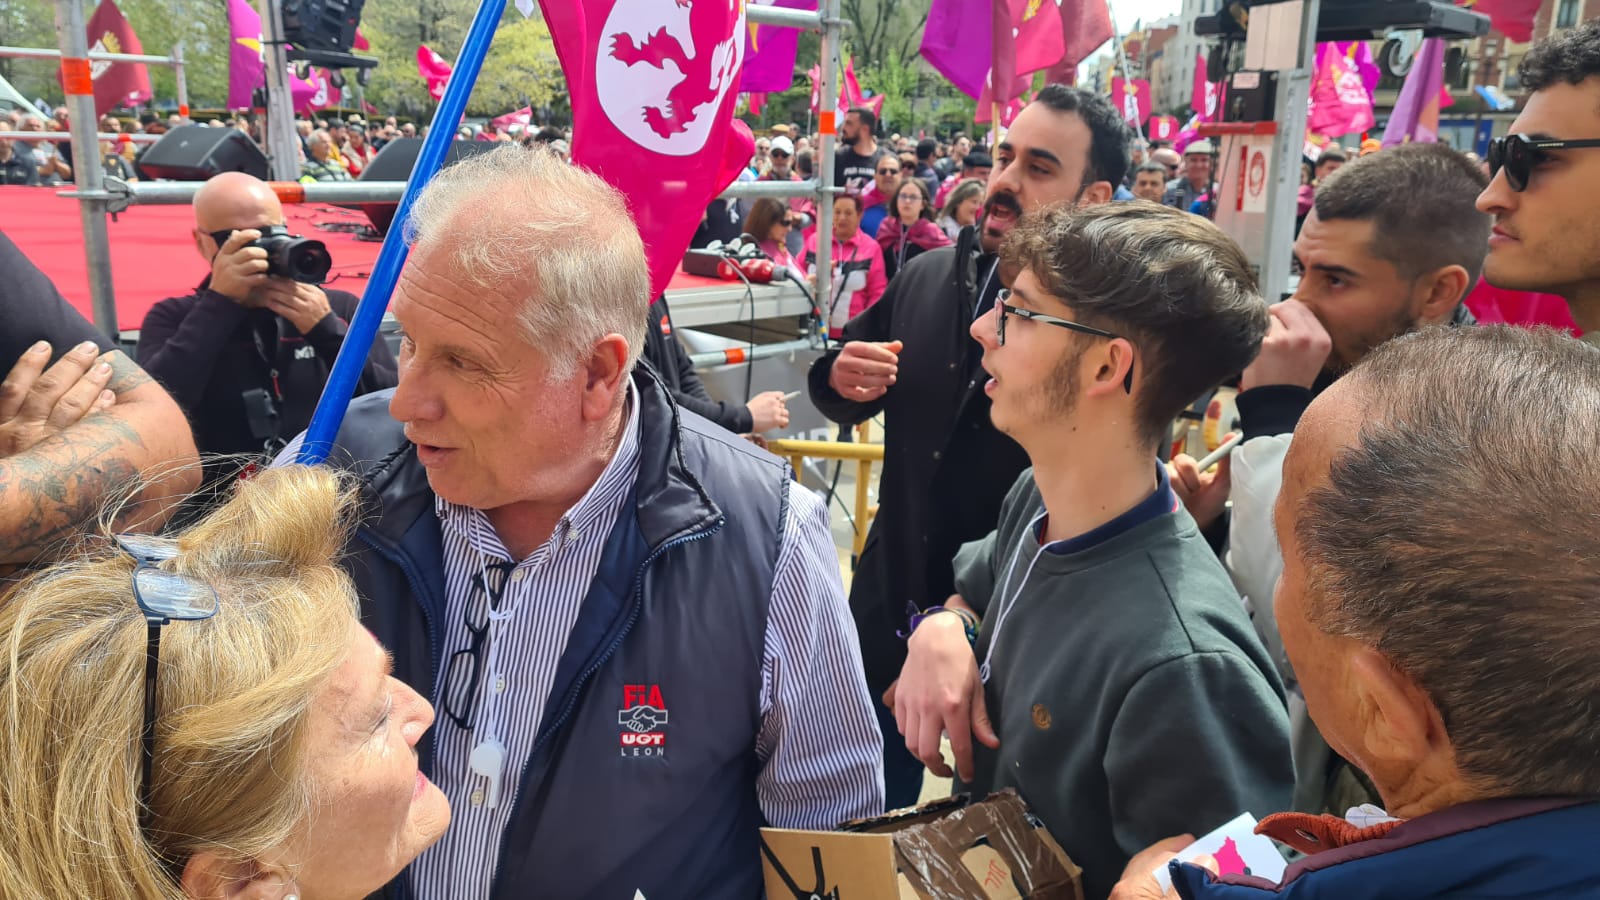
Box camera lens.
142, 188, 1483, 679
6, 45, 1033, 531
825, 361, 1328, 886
255, 229, 332, 284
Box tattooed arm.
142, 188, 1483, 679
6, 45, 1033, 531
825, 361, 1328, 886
0, 352, 200, 565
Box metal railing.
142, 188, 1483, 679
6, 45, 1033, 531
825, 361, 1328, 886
769, 431, 882, 559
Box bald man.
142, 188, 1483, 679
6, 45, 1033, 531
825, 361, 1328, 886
136, 172, 395, 470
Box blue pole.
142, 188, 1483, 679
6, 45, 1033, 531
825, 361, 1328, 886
295, 0, 508, 465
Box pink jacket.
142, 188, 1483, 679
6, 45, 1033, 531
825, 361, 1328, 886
804, 228, 888, 336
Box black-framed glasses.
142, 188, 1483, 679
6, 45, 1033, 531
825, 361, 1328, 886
439, 561, 514, 730
995, 289, 1134, 392
1488, 133, 1600, 192
117, 533, 219, 830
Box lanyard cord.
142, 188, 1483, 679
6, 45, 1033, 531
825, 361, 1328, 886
979, 511, 1048, 684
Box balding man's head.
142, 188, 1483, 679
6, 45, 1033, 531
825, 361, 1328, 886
191, 173, 285, 266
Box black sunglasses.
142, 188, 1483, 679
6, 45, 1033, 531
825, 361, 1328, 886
995, 289, 1134, 392
440, 561, 515, 730
771, 149, 790, 158
1488, 133, 1600, 192
117, 534, 220, 830
877, 168, 900, 175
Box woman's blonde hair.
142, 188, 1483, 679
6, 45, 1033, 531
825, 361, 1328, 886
0, 465, 362, 899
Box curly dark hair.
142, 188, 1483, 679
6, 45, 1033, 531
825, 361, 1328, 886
1519, 18, 1600, 91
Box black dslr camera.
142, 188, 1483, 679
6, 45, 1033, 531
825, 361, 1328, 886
212, 225, 332, 284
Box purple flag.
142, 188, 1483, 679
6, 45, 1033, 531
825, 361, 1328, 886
740, 0, 812, 93
227, 0, 265, 109
922, 0, 993, 100
1382, 38, 1444, 147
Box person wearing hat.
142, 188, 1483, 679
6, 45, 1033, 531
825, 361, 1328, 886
761, 134, 813, 244
1163, 140, 1214, 217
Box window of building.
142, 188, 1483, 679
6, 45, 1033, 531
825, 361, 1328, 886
1558, 0, 1580, 29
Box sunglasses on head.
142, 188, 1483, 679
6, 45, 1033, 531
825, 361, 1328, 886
116, 534, 220, 832
1487, 133, 1600, 192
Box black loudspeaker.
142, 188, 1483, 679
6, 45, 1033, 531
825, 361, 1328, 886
354, 138, 500, 234
136, 125, 269, 181
282, 0, 365, 54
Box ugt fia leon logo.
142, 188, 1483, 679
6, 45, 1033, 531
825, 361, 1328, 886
618, 683, 668, 758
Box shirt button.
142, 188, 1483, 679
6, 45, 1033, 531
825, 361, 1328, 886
932, 450, 942, 460
511, 569, 526, 583
948, 362, 957, 371
471, 790, 485, 807
495, 675, 507, 694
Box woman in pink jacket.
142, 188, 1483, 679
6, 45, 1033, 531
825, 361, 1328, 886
805, 193, 887, 339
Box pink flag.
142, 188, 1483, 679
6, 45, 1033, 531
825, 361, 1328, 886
1148, 114, 1179, 142
227, 0, 265, 109
740, 0, 811, 92
491, 107, 533, 131
353, 27, 369, 51
540, 0, 755, 297
1192, 50, 1225, 122
746, 91, 766, 115
1308, 42, 1375, 137
842, 57, 883, 116
1383, 37, 1444, 146
416, 45, 452, 101
77, 0, 151, 116
293, 67, 340, 114
1110, 76, 1152, 127
1045, 0, 1113, 85
1462, 0, 1540, 42
975, 91, 1028, 125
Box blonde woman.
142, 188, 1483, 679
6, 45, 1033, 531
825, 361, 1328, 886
0, 465, 449, 899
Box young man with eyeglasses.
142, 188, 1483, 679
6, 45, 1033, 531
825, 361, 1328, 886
890, 202, 1292, 900
1477, 19, 1600, 344
808, 85, 1130, 811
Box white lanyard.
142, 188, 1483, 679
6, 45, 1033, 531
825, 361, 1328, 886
466, 516, 521, 809
973, 258, 998, 321
979, 511, 1049, 684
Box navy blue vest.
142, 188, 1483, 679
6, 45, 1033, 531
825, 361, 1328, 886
326, 369, 787, 899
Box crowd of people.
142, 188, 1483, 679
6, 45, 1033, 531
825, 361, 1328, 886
2, 17, 1600, 900
0, 105, 577, 186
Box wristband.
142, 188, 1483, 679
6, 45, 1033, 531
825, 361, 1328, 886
903, 606, 979, 645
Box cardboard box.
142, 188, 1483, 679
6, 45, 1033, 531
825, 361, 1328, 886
760, 790, 1083, 900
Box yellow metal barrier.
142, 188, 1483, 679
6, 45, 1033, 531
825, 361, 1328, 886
768, 432, 883, 559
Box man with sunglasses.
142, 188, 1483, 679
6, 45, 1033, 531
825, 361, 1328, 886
137, 172, 396, 467
1477, 20, 1600, 344
861, 156, 901, 237
808, 84, 1131, 811
891, 202, 1291, 899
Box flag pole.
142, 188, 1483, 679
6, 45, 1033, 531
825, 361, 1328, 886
295, 0, 507, 465
1105, 0, 1147, 145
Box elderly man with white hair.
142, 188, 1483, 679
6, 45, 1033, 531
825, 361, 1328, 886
288, 146, 884, 900
298, 130, 350, 183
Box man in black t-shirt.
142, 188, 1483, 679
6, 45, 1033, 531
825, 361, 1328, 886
834, 106, 887, 194
0, 231, 199, 567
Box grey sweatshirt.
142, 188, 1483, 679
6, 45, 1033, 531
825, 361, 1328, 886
953, 470, 1294, 900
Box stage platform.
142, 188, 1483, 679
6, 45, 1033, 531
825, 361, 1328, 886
0, 185, 812, 334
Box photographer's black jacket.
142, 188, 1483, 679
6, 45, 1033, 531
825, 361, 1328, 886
137, 277, 397, 459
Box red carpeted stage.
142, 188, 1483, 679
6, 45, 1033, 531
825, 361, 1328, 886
0, 185, 733, 331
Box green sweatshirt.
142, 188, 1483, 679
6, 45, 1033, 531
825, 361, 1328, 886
953, 470, 1294, 900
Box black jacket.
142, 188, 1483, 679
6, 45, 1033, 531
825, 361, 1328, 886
807, 227, 1030, 695
641, 296, 753, 434
136, 279, 397, 458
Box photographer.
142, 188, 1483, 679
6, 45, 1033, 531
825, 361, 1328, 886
137, 173, 395, 470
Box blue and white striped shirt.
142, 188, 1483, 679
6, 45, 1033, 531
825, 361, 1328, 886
405, 390, 884, 900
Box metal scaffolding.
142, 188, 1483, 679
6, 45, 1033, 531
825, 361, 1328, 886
46, 0, 847, 396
